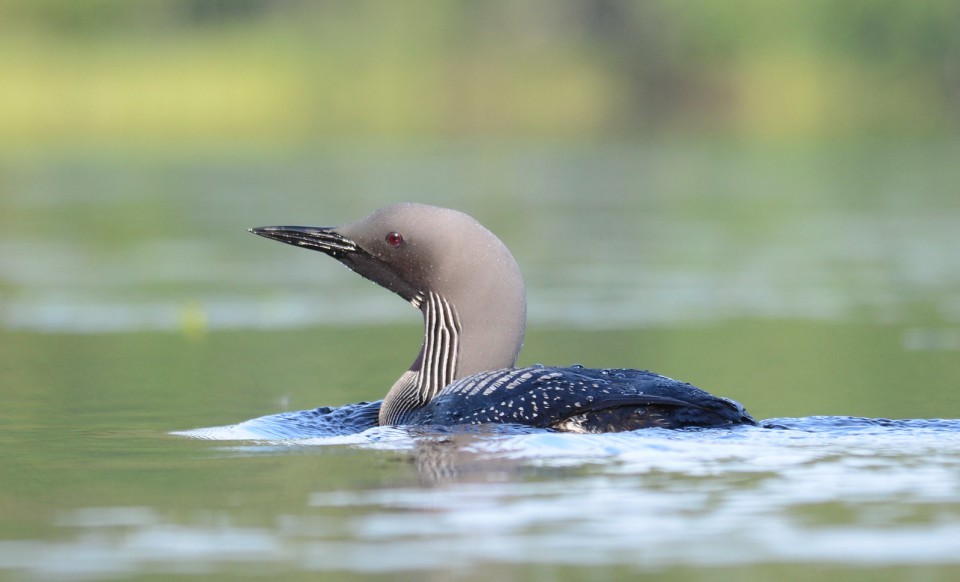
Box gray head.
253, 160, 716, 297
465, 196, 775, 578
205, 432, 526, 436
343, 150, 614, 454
252, 203, 527, 425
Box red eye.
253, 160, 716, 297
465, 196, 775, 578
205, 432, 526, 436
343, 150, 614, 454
385, 231, 403, 247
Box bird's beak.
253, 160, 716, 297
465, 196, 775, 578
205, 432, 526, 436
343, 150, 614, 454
249, 226, 359, 259
251, 224, 421, 304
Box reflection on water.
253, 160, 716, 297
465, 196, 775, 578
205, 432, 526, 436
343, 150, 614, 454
4, 420, 960, 579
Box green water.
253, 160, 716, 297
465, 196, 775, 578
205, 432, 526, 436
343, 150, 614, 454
2, 140, 960, 579
3, 323, 960, 579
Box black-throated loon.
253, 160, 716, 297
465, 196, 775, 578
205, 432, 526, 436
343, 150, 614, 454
251, 203, 755, 433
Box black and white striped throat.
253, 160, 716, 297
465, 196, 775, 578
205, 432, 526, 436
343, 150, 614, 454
415, 291, 462, 401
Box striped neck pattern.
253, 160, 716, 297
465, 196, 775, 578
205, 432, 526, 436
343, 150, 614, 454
380, 291, 461, 425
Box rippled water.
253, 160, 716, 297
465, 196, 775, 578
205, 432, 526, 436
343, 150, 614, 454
6, 418, 960, 579
2, 141, 960, 579
299, 418, 960, 569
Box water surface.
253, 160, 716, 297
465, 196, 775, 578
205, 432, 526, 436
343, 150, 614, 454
2, 141, 959, 579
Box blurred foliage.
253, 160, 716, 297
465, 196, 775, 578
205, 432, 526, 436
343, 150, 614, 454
0, 0, 958, 145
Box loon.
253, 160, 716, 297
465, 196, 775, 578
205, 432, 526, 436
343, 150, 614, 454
252, 203, 755, 433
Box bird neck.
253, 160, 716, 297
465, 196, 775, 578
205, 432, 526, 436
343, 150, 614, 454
379, 284, 526, 425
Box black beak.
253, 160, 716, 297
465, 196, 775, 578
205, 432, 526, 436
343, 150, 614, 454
249, 226, 359, 260
251, 224, 420, 303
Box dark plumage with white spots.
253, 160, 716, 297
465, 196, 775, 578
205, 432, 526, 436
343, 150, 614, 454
399, 366, 754, 432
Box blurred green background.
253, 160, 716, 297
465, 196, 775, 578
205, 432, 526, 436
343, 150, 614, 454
2, 2, 960, 579
2, 0, 959, 419
1, 0, 958, 415
0, 0, 957, 147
